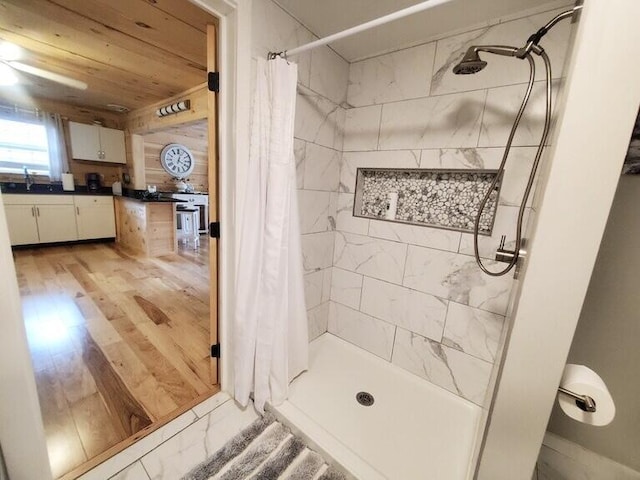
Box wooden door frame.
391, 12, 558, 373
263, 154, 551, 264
207, 23, 220, 385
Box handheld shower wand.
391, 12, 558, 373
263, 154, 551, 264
451, 6, 581, 277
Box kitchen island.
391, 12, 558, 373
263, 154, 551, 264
114, 195, 181, 256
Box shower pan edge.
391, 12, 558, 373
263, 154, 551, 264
272, 333, 483, 480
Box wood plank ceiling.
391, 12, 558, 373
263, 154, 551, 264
0, 0, 218, 113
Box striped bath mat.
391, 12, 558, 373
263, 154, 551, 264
181, 413, 352, 480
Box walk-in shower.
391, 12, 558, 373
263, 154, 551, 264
453, 6, 582, 276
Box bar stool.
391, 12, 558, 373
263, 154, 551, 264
176, 207, 200, 249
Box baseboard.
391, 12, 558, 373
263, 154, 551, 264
536, 432, 640, 480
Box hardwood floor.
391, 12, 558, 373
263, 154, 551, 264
13, 240, 217, 479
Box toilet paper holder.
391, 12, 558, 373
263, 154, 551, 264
558, 386, 597, 412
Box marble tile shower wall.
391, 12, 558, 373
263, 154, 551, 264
330, 7, 572, 406
252, 0, 349, 341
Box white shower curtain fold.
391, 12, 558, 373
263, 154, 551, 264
234, 57, 308, 414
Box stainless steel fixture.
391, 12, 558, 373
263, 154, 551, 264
558, 386, 597, 413
23, 166, 33, 191
452, 6, 582, 277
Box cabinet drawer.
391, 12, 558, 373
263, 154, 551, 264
3, 194, 74, 205
74, 195, 114, 207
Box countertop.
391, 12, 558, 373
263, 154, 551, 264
0, 182, 114, 196
119, 190, 186, 203
0, 183, 196, 203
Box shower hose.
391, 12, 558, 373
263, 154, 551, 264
473, 50, 553, 276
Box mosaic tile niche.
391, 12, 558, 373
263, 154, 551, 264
353, 168, 501, 235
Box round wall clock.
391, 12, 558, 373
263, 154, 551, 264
160, 143, 195, 179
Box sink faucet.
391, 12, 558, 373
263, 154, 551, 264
24, 166, 34, 191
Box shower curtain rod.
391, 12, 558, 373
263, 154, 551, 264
281, 0, 455, 58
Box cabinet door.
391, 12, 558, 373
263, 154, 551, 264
36, 205, 78, 243
76, 197, 116, 240
69, 122, 101, 161
5, 205, 39, 246
99, 127, 126, 164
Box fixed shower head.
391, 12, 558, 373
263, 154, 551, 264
452, 45, 520, 75
453, 48, 488, 75
453, 59, 487, 75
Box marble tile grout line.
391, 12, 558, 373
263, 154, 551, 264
331, 256, 506, 317
294, 135, 343, 155
344, 78, 554, 110
476, 89, 490, 149
375, 103, 384, 151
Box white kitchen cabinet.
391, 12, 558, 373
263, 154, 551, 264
3, 195, 78, 245
36, 204, 79, 243
4, 204, 39, 245
68, 121, 126, 164
74, 195, 116, 240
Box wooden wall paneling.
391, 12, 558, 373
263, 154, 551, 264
0, 96, 127, 186
115, 198, 148, 256
143, 126, 209, 192
0, 95, 126, 129
127, 134, 146, 190
125, 83, 209, 134
146, 203, 176, 257
207, 23, 219, 385
114, 198, 176, 257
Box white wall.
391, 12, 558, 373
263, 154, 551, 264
546, 174, 640, 472
0, 192, 52, 480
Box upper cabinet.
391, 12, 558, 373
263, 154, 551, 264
68, 122, 126, 164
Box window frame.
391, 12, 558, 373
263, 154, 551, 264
0, 113, 51, 176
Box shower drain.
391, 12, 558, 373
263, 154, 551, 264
356, 391, 375, 406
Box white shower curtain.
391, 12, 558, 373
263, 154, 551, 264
234, 57, 308, 413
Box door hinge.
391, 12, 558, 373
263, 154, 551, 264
211, 343, 221, 358
209, 221, 220, 238
208, 72, 220, 92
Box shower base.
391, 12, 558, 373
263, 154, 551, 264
273, 334, 482, 480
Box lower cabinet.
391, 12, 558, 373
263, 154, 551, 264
36, 204, 79, 243
4, 204, 40, 245
3, 194, 115, 246
75, 196, 116, 240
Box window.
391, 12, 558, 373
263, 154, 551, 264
0, 117, 50, 175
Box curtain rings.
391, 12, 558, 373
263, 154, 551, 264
267, 51, 288, 62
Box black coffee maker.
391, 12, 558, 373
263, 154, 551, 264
86, 173, 101, 192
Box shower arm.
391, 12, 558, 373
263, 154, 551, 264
516, 6, 582, 58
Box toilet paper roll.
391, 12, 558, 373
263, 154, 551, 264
62, 173, 75, 191
558, 364, 615, 426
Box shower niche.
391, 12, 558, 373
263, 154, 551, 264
353, 168, 502, 235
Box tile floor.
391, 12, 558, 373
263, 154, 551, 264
78, 393, 257, 480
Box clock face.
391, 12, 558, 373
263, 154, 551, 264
160, 143, 195, 179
